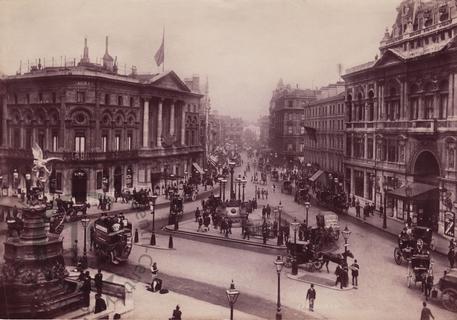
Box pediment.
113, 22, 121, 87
374, 50, 404, 68
150, 71, 191, 92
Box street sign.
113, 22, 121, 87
444, 211, 455, 237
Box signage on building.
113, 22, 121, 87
444, 211, 455, 237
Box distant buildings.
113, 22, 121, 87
269, 80, 316, 164
258, 115, 270, 148
343, 0, 457, 237
0, 37, 205, 202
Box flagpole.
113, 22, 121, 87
162, 27, 165, 72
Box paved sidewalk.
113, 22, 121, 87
287, 272, 354, 292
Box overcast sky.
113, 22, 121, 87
0, 0, 400, 121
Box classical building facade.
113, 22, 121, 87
269, 80, 316, 163
343, 0, 457, 238
303, 83, 345, 177
0, 38, 204, 202
258, 115, 270, 149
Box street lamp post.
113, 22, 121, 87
226, 280, 240, 320
150, 194, 158, 246
80, 215, 90, 269
291, 219, 300, 276
221, 179, 227, 202
229, 161, 236, 200
274, 255, 284, 320
236, 175, 241, 201
25, 173, 31, 199
241, 177, 247, 202
304, 202, 310, 228
342, 225, 351, 265
277, 202, 283, 246
383, 186, 388, 229
218, 177, 223, 198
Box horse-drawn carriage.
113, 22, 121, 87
281, 180, 293, 194
55, 198, 90, 222
183, 184, 198, 202
394, 226, 434, 265
437, 268, 457, 312
131, 192, 151, 210
93, 216, 133, 265
407, 254, 432, 288
271, 169, 279, 182
284, 242, 324, 272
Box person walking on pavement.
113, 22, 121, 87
355, 199, 361, 218
306, 284, 316, 312
170, 305, 182, 320
448, 240, 455, 268
94, 268, 103, 293
195, 207, 201, 222
350, 260, 359, 288
420, 301, 435, 320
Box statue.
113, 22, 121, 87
31, 142, 63, 183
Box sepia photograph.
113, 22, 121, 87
0, 0, 456, 319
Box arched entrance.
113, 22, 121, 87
114, 166, 122, 198
72, 169, 87, 203
412, 151, 440, 231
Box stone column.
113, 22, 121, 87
143, 99, 149, 148
363, 170, 368, 199
452, 73, 457, 118
418, 95, 424, 119
170, 100, 175, 136
350, 168, 355, 196
59, 94, 66, 150
181, 103, 186, 145
2, 95, 8, 147
156, 99, 163, 147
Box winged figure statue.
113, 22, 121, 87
31, 142, 63, 181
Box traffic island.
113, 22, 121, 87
287, 271, 355, 291
134, 235, 177, 251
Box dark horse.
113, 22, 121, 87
319, 250, 354, 273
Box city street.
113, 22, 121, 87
43, 156, 455, 320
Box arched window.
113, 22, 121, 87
368, 91, 374, 121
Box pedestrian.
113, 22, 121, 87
424, 272, 433, 301
266, 204, 271, 219
273, 184, 276, 192
448, 246, 455, 269
80, 271, 91, 308
335, 265, 343, 289
265, 189, 268, 200
195, 207, 201, 222
150, 262, 159, 291
305, 284, 316, 312
94, 268, 103, 293
72, 240, 79, 264
197, 216, 203, 232
227, 218, 232, 234
90, 225, 95, 251
171, 305, 182, 320
94, 293, 107, 314
420, 301, 435, 320
350, 260, 359, 287
355, 200, 361, 218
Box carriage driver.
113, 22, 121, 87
398, 227, 411, 249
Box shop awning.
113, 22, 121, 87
388, 182, 437, 199
193, 162, 204, 174
309, 170, 324, 182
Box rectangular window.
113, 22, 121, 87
424, 96, 434, 119
96, 171, 103, 189
76, 92, 85, 103
354, 170, 364, 197
346, 136, 352, 157
52, 134, 58, 152
56, 172, 62, 191
102, 135, 108, 152
410, 97, 419, 120
115, 135, 120, 151
26, 94, 30, 104
288, 126, 293, 134
127, 134, 132, 150
75, 135, 85, 153
38, 92, 43, 103
387, 140, 397, 162
25, 128, 32, 150
105, 94, 110, 105
439, 94, 448, 119
367, 138, 373, 159
52, 92, 57, 104
13, 128, 21, 148
130, 97, 134, 107
118, 96, 123, 106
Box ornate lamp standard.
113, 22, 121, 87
342, 225, 351, 264
80, 215, 90, 269
241, 177, 247, 202
150, 194, 158, 245
221, 179, 227, 202
304, 202, 310, 228
25, 172, 32, 198
274, 255, 284, 320
383, 186, 388, 229
290, 219, 300, 276
228, 161, 236, 200
226, 280, 240, 320
277, 202, 283, 246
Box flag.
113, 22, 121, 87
154, 30, 164, 67
305, 126, 317, 142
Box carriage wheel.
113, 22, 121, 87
313, 260, 324, 271
442, 288, 457, 313
394, 248, 402, 265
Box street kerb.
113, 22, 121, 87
135, 236, 176, 251
287, 272, 355, 291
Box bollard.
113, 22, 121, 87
134, 229, 139, 243
168, 234, 174, 249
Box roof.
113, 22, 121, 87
388, 182, 437, 199
309, 92, 345, 106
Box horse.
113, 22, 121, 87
319, 250, 354, 273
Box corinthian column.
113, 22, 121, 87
170, 100, 175, 136
181, 104, 186, 145
157, 99, 163, 147
143, 99, 149, 148
2, 95, 8, 147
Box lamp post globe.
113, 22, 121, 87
80, 216, 90, 269
277, 202, 283, 246
342, 225, 351, 263
304, 202, 311, 228
226, 280, 240, 320
150, 194, 158, 245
